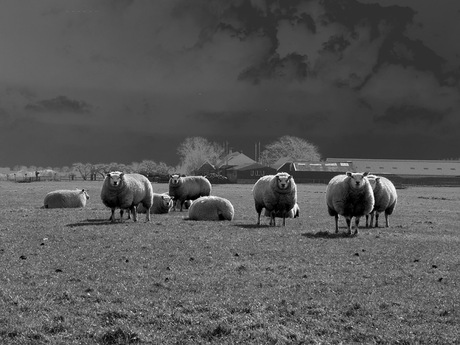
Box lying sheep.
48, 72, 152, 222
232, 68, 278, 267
326, 171, 374, 235
188, 196, 234, 221
366, 175, 397, 228
169, 174, 211, 211
137, 193, 173, 214
253, 172, 297, 226
101, 171, 153, 222
43, 189, 89, 208
265, 202, 299, 219
173, 199, 192, 210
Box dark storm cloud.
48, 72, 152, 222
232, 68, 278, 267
25, 95, 93, 114
1, 0, 460, 167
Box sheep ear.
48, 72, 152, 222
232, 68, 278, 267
106, 172, 111, 177
120, 172, 125, 178
376, 177, 381, 182
363, 171, 369, 177
346, 171, 352, 177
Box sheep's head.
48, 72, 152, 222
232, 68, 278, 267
275, 173, 292, 190
79, 189, 90, 199
346, 171, 370, 189
107, 171, 124, 187
169, 174, 182, 186
366, 174, 379, 190
161, 194, 173, 209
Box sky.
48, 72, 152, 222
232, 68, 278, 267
1, 0, 459, 168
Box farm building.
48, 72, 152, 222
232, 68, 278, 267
194, 161, 216, 176
277, 161, 356, 184
216, 151, 256, 170
226, 163, 276, 184
326, 158, 460, 186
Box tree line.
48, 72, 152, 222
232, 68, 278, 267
10, 135, 321, 180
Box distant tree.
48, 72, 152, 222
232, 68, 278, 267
259, 135, 321, 166
177, 137, 225, 175
137, 160, 173, 177
72, 162, 92, 180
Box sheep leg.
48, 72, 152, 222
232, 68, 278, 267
354, 217, 360, 235
144, 205, 151, 222
270, 212, 276, 226
384, 213, 389, 227
110, 208, 116, 223
375, 213, 379, 228
256, 212, 261, 225
345, 217, 352, 235
130, 206, 137, 222
365, 214, 369, 228
334, 214, 339, 233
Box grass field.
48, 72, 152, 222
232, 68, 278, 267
0, 180, 459, 344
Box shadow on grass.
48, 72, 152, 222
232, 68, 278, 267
301, 231, 357, 239
236, 224, 271, 229
66, 218, 122, 227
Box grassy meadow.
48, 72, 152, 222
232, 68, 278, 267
0, 180, 459, 344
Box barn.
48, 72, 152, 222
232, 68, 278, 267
226, 163, 276, 184
277, 161, 355, 184
326, 158, 460, 186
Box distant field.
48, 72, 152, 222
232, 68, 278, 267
0, 180, 459, 344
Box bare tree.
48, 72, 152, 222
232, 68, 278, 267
177, 137, 224, 174
72, 162, 93, 180
260, 135, 321, 166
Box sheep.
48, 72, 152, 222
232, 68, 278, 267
264, 202, 300, 219
253, 172, 297, 226
326, 171, 374, 235
188, 196, 234, 221
137, 193, 173, 214
173, 199, 193, 210
43, 189, 89, 208
168, 174, 212, 211
365, 175, 398, 228
100, 171, 153, 222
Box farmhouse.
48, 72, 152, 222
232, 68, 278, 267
277, 161, 356, 184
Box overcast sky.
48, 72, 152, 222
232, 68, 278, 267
1, 0, 459, 167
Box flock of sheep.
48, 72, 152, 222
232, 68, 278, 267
42, 170, 398, 234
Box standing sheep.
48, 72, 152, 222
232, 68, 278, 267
137, 193, 173, 214
100, 171, 153, 222
188, 196, 234, 221
43, 189, 89, 208
366, 175, 398, 228
168, 174, 212, 211
253, 172, 297, 226
326, 171, 374, 235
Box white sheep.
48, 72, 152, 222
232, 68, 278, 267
326, 171, 374, 235
168, 174, 212, 211
365, 175, 398, 228
188, 196, 234, 221
253, 172, 297, 226
43, 189, 89, 208
264, 202, 299, 219
100, 171, 153, 222
137, 193, 173, 214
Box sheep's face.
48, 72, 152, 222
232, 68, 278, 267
169, 174, 182, 186
107, 171, 124, 187
275, 173, 292, 190
80, 189, 90, 200
161, 195, 173, 209
366, 175, 378, 190
346, 171, 369, 189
